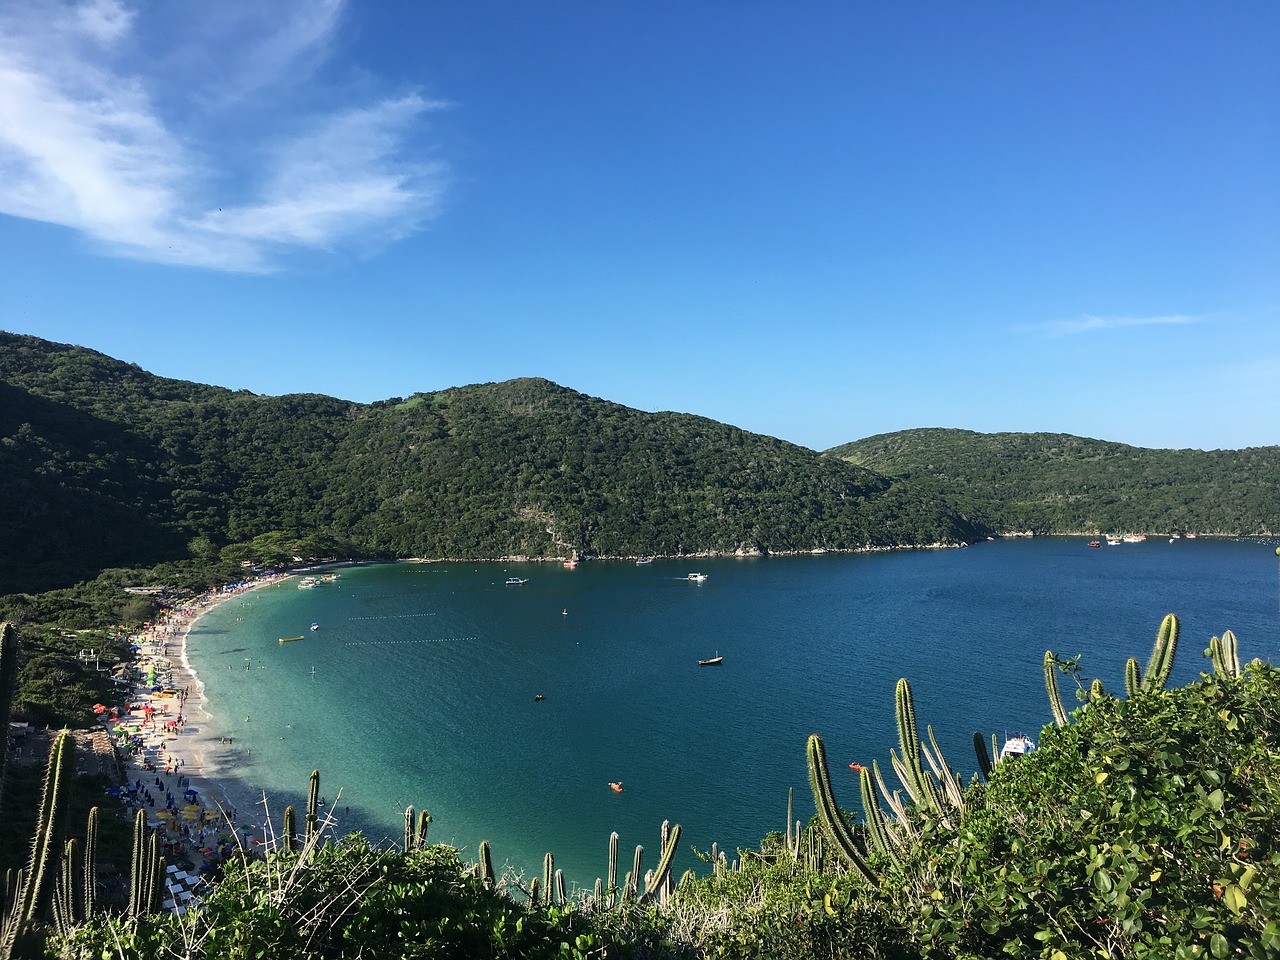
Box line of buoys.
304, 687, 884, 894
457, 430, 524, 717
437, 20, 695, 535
341, 637, 477, 646
347, 613, 437, 620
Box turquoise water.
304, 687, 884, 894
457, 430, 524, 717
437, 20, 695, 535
186, 538, 1280, 892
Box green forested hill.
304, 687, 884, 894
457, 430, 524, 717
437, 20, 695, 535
827, 428, 1280, 536
0, 333, 982, 595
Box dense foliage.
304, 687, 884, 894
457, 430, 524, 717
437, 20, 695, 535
828, 428, 1280, 537
0, 332, 982, 595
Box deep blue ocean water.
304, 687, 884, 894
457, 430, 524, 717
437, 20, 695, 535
185, 537, 1280, 892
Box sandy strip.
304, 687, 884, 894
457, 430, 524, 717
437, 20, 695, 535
105, 575, 284, 865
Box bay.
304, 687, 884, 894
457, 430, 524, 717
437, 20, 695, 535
185, 537, 1280, 892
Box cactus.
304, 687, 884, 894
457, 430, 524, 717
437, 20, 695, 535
555, 869, 567, 907
858, 766, 898, 862
973, 731, 993, 780
542, 852, 554, 902
305, 770, 321, 843
142, 832, 162, 917
607, 831, 619, 907
626, 845, 643, 900
895, 679, 948, 820
403, 806, 415, 852
659, 821, 674, 901
1089, 678, 1106, 701
11, 729, 74, 933
1044, 651, 1068, 727
476, 840, 494, 887
127, 810, 147, 917
282, 806, 297, 854
52, 839, 77, 936
1141, 613, 1179, 691
785, 787, 794, 853
416, 810, 432, 848
1124, 657, 1141, 698
82, 807, 97, 920
0, 624, 20, 812
528, 875, 541, 907
638, 823, 682, 904
805, 733, 875, 881
1208, 630, 1241, 678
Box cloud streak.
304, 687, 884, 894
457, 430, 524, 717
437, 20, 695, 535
0, 0, 445, 272
1031, 314, 1202, 338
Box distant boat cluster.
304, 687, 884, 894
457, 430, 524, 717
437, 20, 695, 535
298, 573, 342, 589
1088, 533, 1197, 548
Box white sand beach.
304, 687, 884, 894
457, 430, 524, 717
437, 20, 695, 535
98, 574, 284, 874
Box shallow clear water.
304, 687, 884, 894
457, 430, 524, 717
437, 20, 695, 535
186, 537, 1280, 891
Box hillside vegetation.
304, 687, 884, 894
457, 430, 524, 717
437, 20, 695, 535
828, 428, 1280, 537
0, 332, 982, 596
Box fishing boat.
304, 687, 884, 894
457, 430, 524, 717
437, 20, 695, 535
1087, 540, 1101, 548
297, 577, 320, 589
609, 781, 623, 793
686, 573, 708, 582
279, 636, 304, 643
563, 560, 578, 569
635, 557, 653, 565
310, 622, 319, 631
698, 654, 723, 666
505, 577, 528, 585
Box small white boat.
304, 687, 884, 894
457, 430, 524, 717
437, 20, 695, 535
998, 735, 1036, 763
310, 622, 319, 631
635, 557, 653, 565
297, 577, 321, 589
686, 573, 708, 582
505, 577, 528, 585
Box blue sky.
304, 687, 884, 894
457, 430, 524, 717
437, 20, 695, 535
1, 1, 1276, 452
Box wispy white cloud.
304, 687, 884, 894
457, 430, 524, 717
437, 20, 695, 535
1029, 313, 1202, 337
0, 0, 446, 273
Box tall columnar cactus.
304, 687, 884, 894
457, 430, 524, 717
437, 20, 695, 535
403, 806, 416, 852
527, 876, 541, 907
52, 839, 78, 937
305, 770, 321, 843
785, 788, 794, 854
554, 869, 567, 907
805, 734, 875, 882
894, 679, 947, 820
1124, 657, 1141, 698
0, 624, 20, 812
127, 810, 148, 917
282, 806, 297, 854
1044, 651, 1068, 727
1209, 630, 1241, 678
1141, 613, 1179, 691
14, 729, 74, 930
659, 820, 674, 901
415, 810, 432, 848
972, 731, 993, 781
638, 823, 682, 904
542, 852, 555, 903
607, 831, 619, 907
81, 807, 98, 920
858, 766, 899, 863
476, 840, 494, 887
626, 845, 643, 900
143, 832, 163, 916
